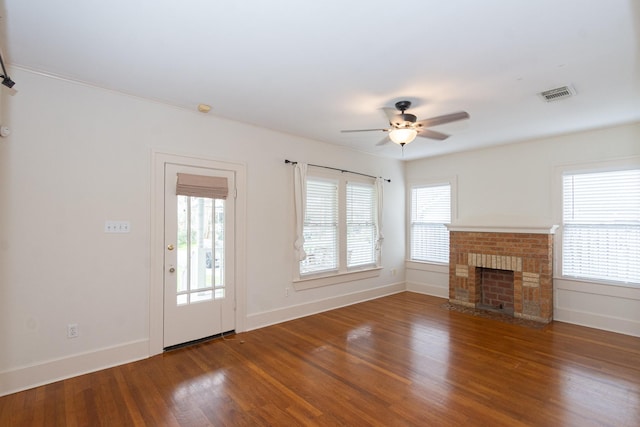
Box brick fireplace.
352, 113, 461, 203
448, 226, 557, 323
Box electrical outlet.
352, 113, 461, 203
67, 323, 79, 338
285, 287, 290, 297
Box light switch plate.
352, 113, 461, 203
105, 221, 131, 233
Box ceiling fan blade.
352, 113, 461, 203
341, 128, 388, 133
416, 111, 469, 128
376, 135, 391, 146
417, 129, 450, 140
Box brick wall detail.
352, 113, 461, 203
449, 231, 553, 323
480, 268, 515, 311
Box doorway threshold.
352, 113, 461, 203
163, 330, 236, 352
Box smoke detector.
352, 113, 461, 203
539, 85, 576, 102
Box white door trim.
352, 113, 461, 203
150, 151, 247, 355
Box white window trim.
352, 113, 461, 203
293, 267, 382, 290
293, 168, 381, 289
553, 155, 640, 288
406, 176, 457, 265
405, 260, 449, 274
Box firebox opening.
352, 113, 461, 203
478, 268, 514, 315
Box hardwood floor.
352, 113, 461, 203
1, 292, 639, 426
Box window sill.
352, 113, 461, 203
405, 260, 449, 274
555, 276, 640, 300
293, 267, 382, 291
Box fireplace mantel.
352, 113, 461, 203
446, 224, 559, 234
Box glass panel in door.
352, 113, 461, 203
176, 196, 226, 305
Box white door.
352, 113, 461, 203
163, 163, 235, 348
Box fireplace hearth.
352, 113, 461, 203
447, 226, 557, 323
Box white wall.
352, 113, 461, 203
405, 122, 640, 337
0, 68, 406, 395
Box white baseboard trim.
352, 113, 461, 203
405, 281, 448, 298
246, 282, 406, 331
4, 286, 636, 397
554, 308, 640, 338
0, 339, 149, 397
1, 284, 405, 397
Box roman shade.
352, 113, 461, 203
176, 173, 228, 199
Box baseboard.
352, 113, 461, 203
554, 308, 640, 338
405, 281, 448, 298
1, 284, 405, 397
0, 339, 149, 397
246, 282, 406, 331
4, 284, 635, 397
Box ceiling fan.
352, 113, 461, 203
341, 100, 469, 147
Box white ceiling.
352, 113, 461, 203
2, 0, 639, 160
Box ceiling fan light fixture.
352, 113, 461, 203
389, 128, 417, 145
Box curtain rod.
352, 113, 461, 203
284, 159, 391, 183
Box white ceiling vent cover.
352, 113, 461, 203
539, 85, 576, 102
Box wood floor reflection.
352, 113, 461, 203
1, 292, 639, 426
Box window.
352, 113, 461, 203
176, 196, 226, 304
562, 168, 640, 285
299, 173, 379, 278
347, 182, 376, 267
300, 178, 338, 275
410, 184, 451, 263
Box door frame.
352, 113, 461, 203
150, 151, 247, 355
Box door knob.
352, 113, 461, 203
169, 267, 175, 273
167, 244, 174, 251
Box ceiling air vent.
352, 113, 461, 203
539, 85, 576, 102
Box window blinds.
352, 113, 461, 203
300, 179, 338, 275
562, 169, 640, 284
346, 182, 376, 267
411, 184, 451, 263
